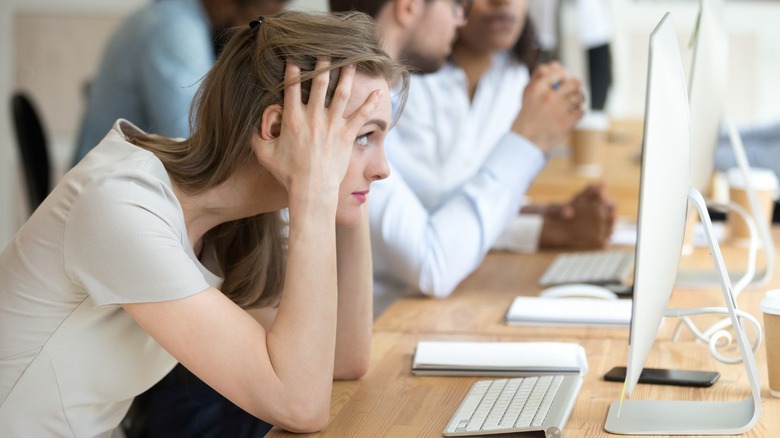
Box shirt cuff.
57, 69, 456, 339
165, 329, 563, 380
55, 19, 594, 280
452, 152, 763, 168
491, 214, 544, 253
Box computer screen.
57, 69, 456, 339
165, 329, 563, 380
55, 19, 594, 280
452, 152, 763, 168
624, 12, 691, 397
688, 0, 727, 195
608, 15, 761, 433
677, 0, 774, 290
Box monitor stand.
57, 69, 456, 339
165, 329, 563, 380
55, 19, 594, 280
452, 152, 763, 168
676, 115, 775, 290
605, 187, 761, 435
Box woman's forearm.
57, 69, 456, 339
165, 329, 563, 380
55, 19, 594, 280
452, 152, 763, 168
333, 206, 373, 379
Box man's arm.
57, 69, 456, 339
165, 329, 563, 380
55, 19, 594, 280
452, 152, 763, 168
370, 131, 546, 300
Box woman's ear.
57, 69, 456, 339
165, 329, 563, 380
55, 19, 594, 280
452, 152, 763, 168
259, 104, 283, 140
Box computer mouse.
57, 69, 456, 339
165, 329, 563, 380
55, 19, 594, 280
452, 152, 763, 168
539, 284, 619, 300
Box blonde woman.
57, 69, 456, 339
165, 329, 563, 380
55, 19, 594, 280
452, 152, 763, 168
0, 11, 407, 436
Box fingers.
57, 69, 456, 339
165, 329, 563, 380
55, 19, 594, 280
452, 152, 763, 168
561, 205, 576, 220
299, 56, 379, 139
534, 61, 575, 93
308, 57, 332, 108
582, 184, 603, 200
558, 84, 584, 117
268, 58, 361, 196
533, 61, 563, 85
556, 77, 582, 99
577, 182, 612, 203
539, 62, 584, 115
283, 61, 302, 113
329, 64, 356, 119
345, 89, 382, 134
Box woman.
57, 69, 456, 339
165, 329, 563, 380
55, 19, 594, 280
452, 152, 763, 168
452, 0, 614, 248
370, 0, 613, 310
0, 11, 407, 436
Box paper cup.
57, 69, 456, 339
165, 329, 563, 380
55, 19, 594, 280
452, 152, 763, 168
570, 112, 609, 177
727, 168, 778, 244
761, 289, 780, 397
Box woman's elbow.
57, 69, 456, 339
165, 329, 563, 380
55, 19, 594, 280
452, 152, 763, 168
267, 398, 331, 433
334, 357, 370, 380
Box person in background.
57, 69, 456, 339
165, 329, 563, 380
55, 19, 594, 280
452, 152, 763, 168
0, 11, 407, 437
71, 0, 287, 166
528, 0, 613, 111
330, 0, 614, 316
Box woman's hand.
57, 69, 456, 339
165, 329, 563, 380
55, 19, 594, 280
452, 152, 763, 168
253, 59, 381, 206
511, 61, 585, 154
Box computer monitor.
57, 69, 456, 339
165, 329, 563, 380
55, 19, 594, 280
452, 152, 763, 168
675, 0, 775, 289
687, 0, 727, 195
622, 11, 691, 400
604, 12, 760, 435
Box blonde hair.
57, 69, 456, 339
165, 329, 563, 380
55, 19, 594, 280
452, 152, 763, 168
128, 11, 408, 308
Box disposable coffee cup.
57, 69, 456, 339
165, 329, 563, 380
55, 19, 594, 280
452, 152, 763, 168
760, 289, 780, 397
726, 167, 778, 245
570, 111, 609, 177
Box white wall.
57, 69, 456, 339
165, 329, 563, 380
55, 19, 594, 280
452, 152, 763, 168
2, 0, 779, 247
609, 0, 780, 124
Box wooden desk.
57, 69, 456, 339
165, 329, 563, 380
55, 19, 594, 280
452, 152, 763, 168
265, 233, 779, 437
373, 229, 777, 339
266, 332, 776, 437
373, 250, 632, 339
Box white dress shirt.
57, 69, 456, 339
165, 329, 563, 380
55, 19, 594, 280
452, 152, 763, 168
369, 52, 546, 316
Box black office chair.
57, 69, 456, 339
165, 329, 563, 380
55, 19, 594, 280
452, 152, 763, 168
11, 92, 51, 214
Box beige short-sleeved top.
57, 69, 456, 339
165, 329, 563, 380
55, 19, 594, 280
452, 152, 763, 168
0, 120, 222, 437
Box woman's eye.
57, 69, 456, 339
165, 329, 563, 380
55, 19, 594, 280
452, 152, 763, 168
356, 132, 372, 147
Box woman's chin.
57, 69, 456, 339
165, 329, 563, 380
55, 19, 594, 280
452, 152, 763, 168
335, 210, 361, 228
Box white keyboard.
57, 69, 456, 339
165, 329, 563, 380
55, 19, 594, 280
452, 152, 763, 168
443, 375, 582, 437
540, 250, 634, 287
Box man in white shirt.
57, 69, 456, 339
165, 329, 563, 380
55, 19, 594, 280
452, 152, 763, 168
331, 0, 613, 316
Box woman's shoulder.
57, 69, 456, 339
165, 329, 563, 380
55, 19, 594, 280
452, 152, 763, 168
84, 120, 168, 175
70, 120, 177, 210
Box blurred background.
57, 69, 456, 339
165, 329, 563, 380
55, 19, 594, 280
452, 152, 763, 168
2, 0, 780, 247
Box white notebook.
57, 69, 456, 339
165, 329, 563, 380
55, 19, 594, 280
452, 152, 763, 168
411, 341, 589, 377
505, 296, 632, 327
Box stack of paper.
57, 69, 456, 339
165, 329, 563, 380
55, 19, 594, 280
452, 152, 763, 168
505, 296, 632, 327
411, 341, 589, 377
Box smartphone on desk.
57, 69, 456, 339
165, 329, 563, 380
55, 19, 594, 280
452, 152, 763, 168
603, 366, 720, 387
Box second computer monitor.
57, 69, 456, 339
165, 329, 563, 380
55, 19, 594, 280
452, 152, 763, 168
688, 0, 727, 195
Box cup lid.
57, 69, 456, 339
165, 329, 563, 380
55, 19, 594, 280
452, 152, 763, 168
577, 111, 610, 130
760, 289, 780, 314
727, 167, 779, 191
